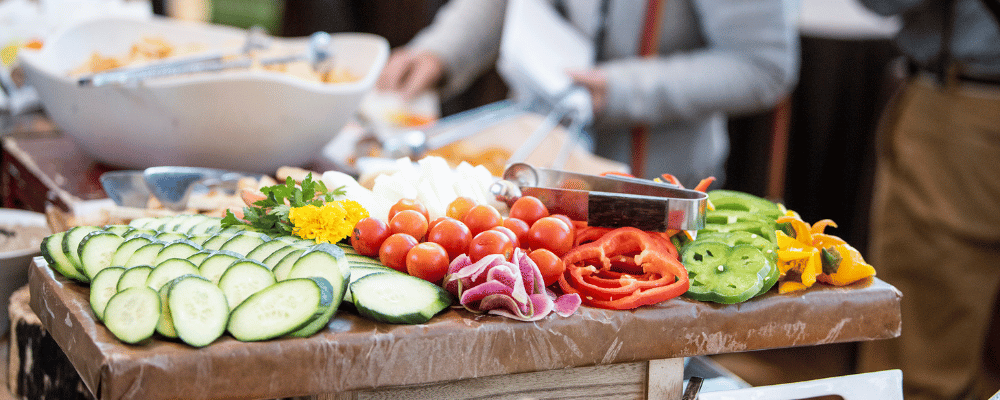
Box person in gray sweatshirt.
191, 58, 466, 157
854, 1, 1000, 399
377, 0, 799, 188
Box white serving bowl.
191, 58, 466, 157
0, 208, 50, 335
19, 17, 389, 173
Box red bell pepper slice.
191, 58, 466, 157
558, 227, 689, 309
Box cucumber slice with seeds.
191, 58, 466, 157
111, 235, 155, 268
156, 280, 178, 339
78, 231, 125, 279
198, 250, 243, 285
272, 249, 306, 281
146, 258, 200, 291
218, 259, 276, 310
40, 232, 88, 282
103, 286, 160, 344
117, 265, 153, 292
168, 275, 229, 347
61, 226, 103, 279
227, 277, 332, 342
219, 233, 268, 257
152, 239, 202, 266
90, 266, 126, 320
124, 241, 166, 269
351, 272, 452, 324
102, 224, 133, 237
245, 240, 290, 262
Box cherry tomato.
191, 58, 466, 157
426, 217, 472, 260
446, 196, 477, 221
468, 230, 514, 263
549, 214, 577, 236
428, 216, 450, 231
528, 248, 565, 287
509, 196, 549, 226
351, 217, 391, 257
490, 226, 520, 248
388, 209, 429, 241
502, 217, 530, 248
388, 198, 429, 221
463, 204, 502, 236
406, 242, 450, 284
526, 216, 574, 256
379, 233, 419, 272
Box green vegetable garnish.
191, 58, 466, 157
222, 173, 345, 237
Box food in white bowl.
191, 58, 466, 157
19, 17, 389, 173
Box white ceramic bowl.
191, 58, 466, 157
0, 208, 50, 334
19, 17, 389, 173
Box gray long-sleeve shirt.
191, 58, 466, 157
858, 0, 1000, 79
409, 0, 799, 184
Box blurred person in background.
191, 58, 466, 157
854, 0, 1000, 399
376, 0, 799, 187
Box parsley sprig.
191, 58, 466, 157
222, 173, 346, 237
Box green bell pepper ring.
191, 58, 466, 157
681, 242, 775, 304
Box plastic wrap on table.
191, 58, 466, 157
28, 257, 901, 400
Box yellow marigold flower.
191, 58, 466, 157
289, 200, 369, 244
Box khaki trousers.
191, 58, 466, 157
858, 74, 1000, 400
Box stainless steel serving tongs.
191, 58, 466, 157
490, 163, 708, 232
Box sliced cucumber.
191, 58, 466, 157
187, 250, 215, 266
343, 266, 400, 303
116, 265, 153, 292
103, 286, 160, 344
78, 231, 125, 279
159, 216, 187, 233
187, 217, 222, 236
110, 235, 155, 268
227, 277, 331, 342
124, 228, 157, 239
262, 246, 301, 270
124, 241, 166, 269
156, 280, 178, 339
154, 231, 188, 243
168, 275, 229, 347
146, 258, 200, 291
351, 272, 452, 324
152, 239, 202, 266
61, 226, 103, 279
188, 234, 216, 246
201, 233, 236, 251
40, 232, 88, 282
128, 217, 157, 229
344, 252, 381, 266
174, 215, 210, 235
245, 240, 289, 262
102, 224, 133, 237
283, 245, 349, 337
198, 250, 242, 285
90, 266, 126, 321
219, 232, 268, 257
271, 249, 306, 281
218, 259, 276, 310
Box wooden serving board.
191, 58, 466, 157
28, 257, 900, 400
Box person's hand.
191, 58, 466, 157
567, 69, 608, 115
376, 48, 445, 101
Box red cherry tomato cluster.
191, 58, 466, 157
351, 196, 574, 286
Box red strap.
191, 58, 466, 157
630, 0, 664, 177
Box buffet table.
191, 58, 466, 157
28, 257, 901, 400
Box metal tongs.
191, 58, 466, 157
78, 28, 335, 87
490, 163, 708, 232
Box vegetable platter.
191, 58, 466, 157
27, 156, 898, 399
